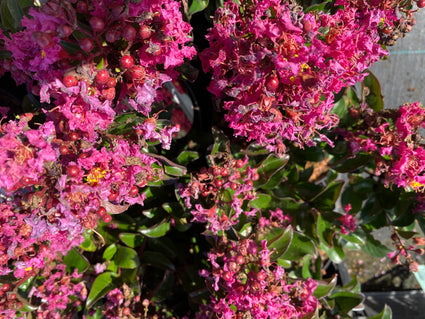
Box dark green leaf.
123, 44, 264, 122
177, 150, 199, 165
266, 227, 293, 260
311, 180, 344, 211
1, 0, 23, 32
63, 248, 89, 274
103, 244, 117, 261
316, 214, 335, 247
260, 168, 285, 190
362, 233, 391, 258
83, 307, 104, 319
60, 40, 82, 55
331, 97, 347, 119
333, 154, 372, 173
164, 164, 186, 176
319, 242, 344, 263
119, 233, 146, 248
369, 304, 392, 319
140, 251, 175, 271
139, 220, 170, 238
86, 272, 116, 308
249, 193, 271, 209
362, 70, 384, 112
148, 237, 177, 259
281, 231, 317, 260
294, 182, 323, 201
114, 245, 139, 269
313, 275, 337, 299
162, 202, 185, 217
0, 50, 11, 59
256, 154, 289, 185
329, 291, 364, 314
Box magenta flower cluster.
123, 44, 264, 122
198, 238, 318, 318
0, 0, 195, 316
342, 102, 425, 191
199, 0, 407, 152
180, 156, 259, 234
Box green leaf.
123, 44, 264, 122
341, 233, 365, 245
266, 227, 293, 260
103, 244, 117, 261
60, 40, 82, 55
162, 202, 185, 217
139, 220, 170, 238
63, 248, 89, 274
1, 0, 23, 32
164, 164, 186, 176
294, 182, 323, 201
362, 233, 391, 258
119, 233, 146, 248
362, 70, 384, 112
281, 231, 317, 260
311, 180, 344, 211
83, 307, 104, 319
148, 237, 177, 259
331, 97, 348, 119
188, 0, 209, 17
80, 230, 97, 252
316, 214, 335, 247
256, 154, 289, 186
114, 245, 139, 269
333, 154, 373, 173
177, 150, 199, 165
369, 304, 392, 319
313, 275, 337, 299
140, 251, 175, 271
249, 193, 271, 209
260, 168, 285, 190
86, 272, 116, 308
0, 50, 11, 59
319, 241, 345, 263
106, 259, 118, 273
329, 291, 364, 314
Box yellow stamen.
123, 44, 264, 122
86, 167, 107, 186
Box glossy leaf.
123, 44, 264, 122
119, 233, 146, 248
188, 0, 209, 17
0, 0, 23, 32
139, 220, 170, 238
80, 230, 97, 252
102, 244, 117, 261
362, 70, 384, 112
86, 272, 116, 308
319, 241, 344, 264
177, 150, 199, 165
256, 154, 289, 186
329, 291, 364, 314
63, 248, 89, 274
281, 231, 317, 261
313, 275, 337, 299
164, 164, 186, 176
362, 233, 391, 258
140, 251, 175, 271
370, 304, 392, 319
311, 180, 344, 211
266, 226, 293, 260
249, 193, 271, 209
148, 237, 177, 259
114, 245, 139, 269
